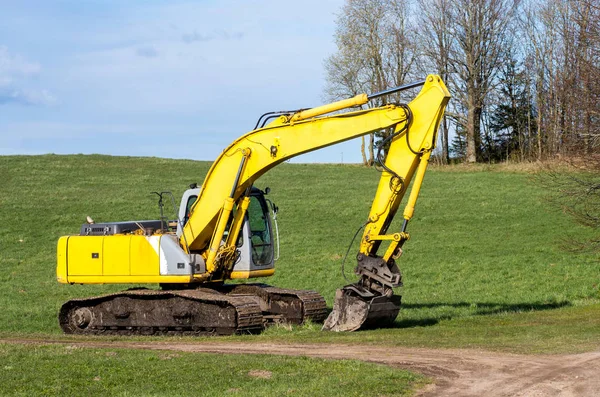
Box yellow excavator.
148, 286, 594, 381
56, 75, 450, 335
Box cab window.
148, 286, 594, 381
247, 194, 273, 266
183, 195, 197, 226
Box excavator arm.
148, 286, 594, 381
355, 76, 450, 293
323, 76, 450, 331
183, 76, 450, 289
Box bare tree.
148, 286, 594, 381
324, 0, 419, 165
572, 0, 600, 151
416, 0, 453, 163
534, 0, 600, 252
523, 0, 599, 158
522, 0, 553, 160
325, 0, 596, 164
447, 0, 522, 163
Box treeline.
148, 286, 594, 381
324, 0, 599, 164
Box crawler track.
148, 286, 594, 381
59, 284, 327, 336
219, 284, 328, 324
59, 288, 265, 336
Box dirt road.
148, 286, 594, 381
3, 338, 599, 396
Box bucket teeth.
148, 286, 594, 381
323, 284, 401, 332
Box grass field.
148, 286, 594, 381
1, 154, 598, 337
1, 154, 599, 393
0, 342, 424, 396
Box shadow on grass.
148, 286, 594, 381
391, 300, 572, 329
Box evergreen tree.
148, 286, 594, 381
488, 58, 537, 161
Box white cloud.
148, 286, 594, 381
0, 46, 40, 77
136, 46, 159, 58
182, 30, 244, 44
0, 86, 56, 106
0, 46, 55, 106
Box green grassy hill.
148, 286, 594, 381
1, 154, 599, 352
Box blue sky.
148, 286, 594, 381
0, 0, 370, 163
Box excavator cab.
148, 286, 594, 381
177, 186, 279, 277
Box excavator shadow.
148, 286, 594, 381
389, 301, 572, 329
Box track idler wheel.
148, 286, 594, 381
322, 284, 401, 332
59, 304, 94, 333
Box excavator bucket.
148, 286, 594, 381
322, 285, 401, 332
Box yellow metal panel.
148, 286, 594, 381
129, 235, 160, 276
67, 275, 192, 284
67, 236, 104, 276
230, 269, 275, 279
56, 236, 69, 284
360, 76, 450, 255
182, 105, 410, 253
103, 235, 131, 276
